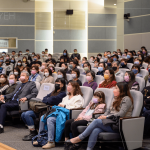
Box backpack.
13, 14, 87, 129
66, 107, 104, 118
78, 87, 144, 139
32, 131, 48, 147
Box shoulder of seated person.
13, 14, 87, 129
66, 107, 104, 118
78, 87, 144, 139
122, 96, 132, 103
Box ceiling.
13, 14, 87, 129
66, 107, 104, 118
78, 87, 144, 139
104, 0, 117, 8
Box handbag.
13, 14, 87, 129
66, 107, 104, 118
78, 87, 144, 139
43, 106, 56, 120
29, 100, 48, 114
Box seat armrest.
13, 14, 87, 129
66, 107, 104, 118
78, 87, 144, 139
20, 101, 29, 111
30, 98, 42, 102
92, 113, 104, 119
70, 109, 83, 119
120, 117, 145, 150
70, 108, 84, 110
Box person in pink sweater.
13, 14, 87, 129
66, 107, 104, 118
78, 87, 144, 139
64, 91, 106, 148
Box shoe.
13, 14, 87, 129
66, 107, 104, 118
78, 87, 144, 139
0, 127, 4, 134
64, 142, 71, 150
69, 144, 80, 150
42, 142, 55, 149
33, 141, 38, 146
22, 130, 38, 141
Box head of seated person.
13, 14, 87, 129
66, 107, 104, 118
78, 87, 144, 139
71, 69, 80, 81
12, 51, 16, 56
49, 66, 55, 73
17, 60, 23, 68
31, 66, 39, 76
9, 74, 17, 86
23, 66, 31, 75
36, 54, 40, 60
83, 62, 91, 73
60, 58, 65, 63
6, 54, 10, 61
103, 51, 107, 57
57, 69, 67, 81
118, 52, 122, 58
20, 71, 29, 83
124, 71, 139, 90
85, 70, 95, 84
13, 67, 21, 79
53, 78, 66, 93
41, 51, 45, 57
134, 58, 142, 67
61, 63, 68, 72
10, 57, 16, 64
112, 61, 120, 74
99, 68, 116, 88
41, 62, 47, 72
48, 54, 52, 60
142, 47, 147, 57
113, 54, 118, 62
131, 64, 142, 77
124, 49, 128, 53
113, 51, 117, 56
31, 52, 35, 57
22, 56, 28, 63
5, 60, 10, 66
19, 51, 22, 55
120, 58, 128, 68
97, 53, 102, 59
44, 68, 52, 78
117, 49, 121, 53
0, 57, 4, 63
107, 58, 113, 67
112, 82, 133, 117
81, 57, 87, 67
45, 48, 48, 54
33, 55, 38, 62
48, 60, 55, 67
63, 49, 69, 57
90, 56, 95, 62
97, 62, 105, 74
26, 49, 30, 54
127, 51, 133, 59
94, 60, 99, 68
107, 51, 111, 57
69, 60, 77, 70
132, 50, 136, 56
0, 74, 9, 87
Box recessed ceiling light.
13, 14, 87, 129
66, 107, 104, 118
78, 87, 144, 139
114, 4, 116, 5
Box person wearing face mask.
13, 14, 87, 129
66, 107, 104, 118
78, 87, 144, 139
70, 49, 81, 60
23, 66, 31, 75
144, 64, 150, 83
10, 57, 16, 65
30, 55, 42, 66
64, 91, 106, 149
82, 62, 91, 75
106, 58, 113, 68
61, 63, 68, 73
99, 68, 117, 88
11, 51, 16, 57
131, 65, 143, 78
67, 60, 78, 74
93, 60, 99, 68
4, 74, 17, 96
0, 71, 38, 134
16, 60, 24, 72
0, 74, 9, 95
0, 57, 4, 65
22, 56, 30, 67
112, 54, 119, 62
40, 68, 54, 84
107, 51, 111, 57
29, 66, 42, 82
10, 67, 21, 81
4, 60, 13, 76
22, 78, 66, 141
83, 71, 97, 91
1, 52, 6, 57
70, 69, 82, 86
66, 82, 133, 150
57, 70, 68, 83
119, 59, 129, 69
45, 54, 56, 64
127, 51, 134, 63
97, 54, 102, 60
33, 81, 84, 148
40, 62, 47, 72
124, 71, 139, 91
97, 62, 105, 76
5, 55, 10, 61
112, 61, 124, 77
60, 49, 70, 63
134, 58, 144, 69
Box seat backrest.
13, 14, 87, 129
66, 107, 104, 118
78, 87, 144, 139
66, 74, 73, 81
146, 80, 150, 87
80, 86, 93, 108
140, 69, 149, 78
39, 72, 44, 79
130, 90, 143, 117
90, 63, 94, 68
35, 81, 41, 92
78, 68, 84, 74
135, 77, 145, 91
52, 73, 57, 81
95, 88, 114, 113
116, 76, 124, 83
127, 63, 133, 70
142, 63, 148, 69
119, 68, 130, 76
55, 67, 62, 72
94, 75, 104, 85
37, 83, 55, 100
78, 74, 87, 85
91, 68, 98, 74
56, 63, 60, 67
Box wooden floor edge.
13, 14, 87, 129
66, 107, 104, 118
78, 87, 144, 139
0, 143, 16, 150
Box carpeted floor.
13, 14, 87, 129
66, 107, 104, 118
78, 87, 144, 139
0, 124, 150, 150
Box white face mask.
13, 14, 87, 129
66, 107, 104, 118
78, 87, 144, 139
44, 73, 49, 77
14, 72, 18, 75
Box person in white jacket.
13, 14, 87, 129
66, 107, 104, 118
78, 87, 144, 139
33, 80, 84, 149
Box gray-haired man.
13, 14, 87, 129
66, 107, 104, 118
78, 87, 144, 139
0, 71, 38, 133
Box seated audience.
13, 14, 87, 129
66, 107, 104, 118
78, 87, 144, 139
65, 82, 133, 150
21, 78, 66, 141
45, 54, 56, 64
0, 74, 9, 95
70, 69, 82, 86
29, 66, 42, 82
5, 60, 12, 76
16, 60, 24, 72
10, 57, 16, 65
23, 67, 31, 75
22, 56, 30, 67
120, 59, 129, 69
57, 69, 68, 83
67, 60, 78, 74
97, 62, 105, 76
145, 64, 150, 82
112, 61, 124, 77
0, 71, 38, 133
124, 71, 139, 91
33, 81, 84, 148
30, 55, 42, 66
64, 91, 106, 146
49, 66, 56, 73
40, 62, 47, 72
60, 49, 70, 63
127, 51, 134, 63
99, 68, 117, 88
107, 58, 113, 68
132, 64, 143, 78
83, 70, 97, 91
61, 63, 68, 73
70, 49, 81, 60
134, 58, 144, 69
82, 62, 91, 75
40, 68, 54, 84
0, 62, 5, 74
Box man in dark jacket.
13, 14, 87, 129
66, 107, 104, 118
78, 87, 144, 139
0, 71, 38, 133
127, 51, 134, 64
70, 49, 81, 60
